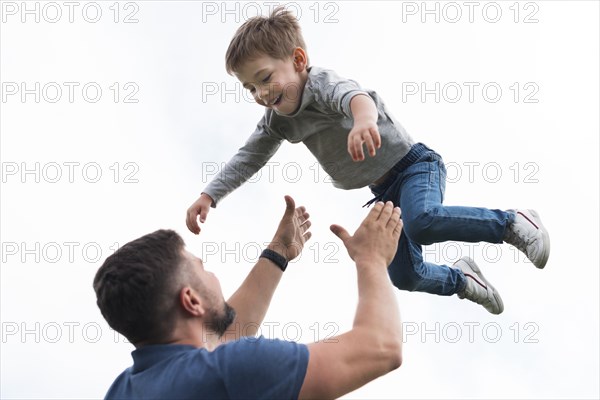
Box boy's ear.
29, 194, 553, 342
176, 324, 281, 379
292, 47, 308, 71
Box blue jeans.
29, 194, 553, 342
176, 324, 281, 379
369, 143, 514, 296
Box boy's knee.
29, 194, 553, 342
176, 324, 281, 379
403, 211, 436, 245
388, 262, 423, 292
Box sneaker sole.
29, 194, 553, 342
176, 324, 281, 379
461, 256, 504, 314
526, 209, 550, 269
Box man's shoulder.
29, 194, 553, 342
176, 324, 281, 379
216, 336, 310, 398
213, 336, 308, 368
216, 335, 307, 354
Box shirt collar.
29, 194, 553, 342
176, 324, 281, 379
131, 344, 197, 373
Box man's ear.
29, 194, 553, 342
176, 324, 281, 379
292, 47, 308, 71
179, 286, 206, 317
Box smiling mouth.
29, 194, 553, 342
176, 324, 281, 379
269, 94, 282, 106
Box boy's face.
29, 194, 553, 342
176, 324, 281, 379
235, 50, 308, 115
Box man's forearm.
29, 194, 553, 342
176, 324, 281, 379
353, 261, 402, 357
223, 253, 284, 340
297, 260, 402, 399
221, 195, 309, 343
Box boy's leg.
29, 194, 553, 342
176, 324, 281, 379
373, 143, 547, 312
387, 230, 464, 295
379, 150, 492, 296
398, 151, 511, 245
396, 148, 549, 268
387, 223, 504, 314
381, 146, 507, 313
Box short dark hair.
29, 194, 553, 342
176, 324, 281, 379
93, 229, 186, 344
225, 6, 308, 75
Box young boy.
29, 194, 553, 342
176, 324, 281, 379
186, 7, 550, 314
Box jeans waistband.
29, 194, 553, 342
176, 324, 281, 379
391, 142, 431, 174
364, 143, 432, 207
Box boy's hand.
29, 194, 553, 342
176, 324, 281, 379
347, 121, 381, 162
268, 195, 312, 262
186, 193, 214, 235
330, 201, 402, 267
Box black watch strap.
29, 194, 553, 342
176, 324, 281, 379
260, 249, 288, 272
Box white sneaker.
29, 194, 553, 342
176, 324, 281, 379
504, 209, 550, 269
455, 257, 504, 315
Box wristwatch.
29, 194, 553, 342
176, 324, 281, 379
260, 249, 288, 272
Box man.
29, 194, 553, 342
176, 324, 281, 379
94, 195, 403, 399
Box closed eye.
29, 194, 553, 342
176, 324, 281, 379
262, 74, 272, 83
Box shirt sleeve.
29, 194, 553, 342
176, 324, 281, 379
310, 68, 371, 118
202, 116, 283, 207
214, 336, 309, 400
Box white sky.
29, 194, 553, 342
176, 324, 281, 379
1, 1, 599, 399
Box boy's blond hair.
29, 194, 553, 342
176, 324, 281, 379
225, 6, 308, 75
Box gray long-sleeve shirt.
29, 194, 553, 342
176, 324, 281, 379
203, 66, 414, 206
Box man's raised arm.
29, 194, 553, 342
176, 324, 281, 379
299, 201, 403, 399
220, 195, 311, 343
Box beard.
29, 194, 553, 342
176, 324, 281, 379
207, 301, 236, 338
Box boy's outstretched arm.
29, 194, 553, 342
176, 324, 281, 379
185, 116, 284, 235
348, 94, 381, 162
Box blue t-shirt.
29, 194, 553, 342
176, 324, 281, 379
105, 336, 309, 400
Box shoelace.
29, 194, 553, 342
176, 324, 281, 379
505, 222, 533, 256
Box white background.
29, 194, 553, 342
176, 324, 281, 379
1, 1, 599, 399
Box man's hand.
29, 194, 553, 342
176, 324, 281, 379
222, 195, 311, 342
347, 121, 382, 162
186, 193, 214, 235
330, 201, 402, 267
268, 195, 312, 261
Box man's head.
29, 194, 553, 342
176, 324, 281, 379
225, 6, 309, 115
93, 229, 235, 346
